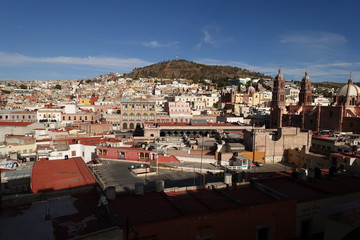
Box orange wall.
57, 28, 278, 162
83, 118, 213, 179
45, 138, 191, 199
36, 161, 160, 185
242, 151, 265, 163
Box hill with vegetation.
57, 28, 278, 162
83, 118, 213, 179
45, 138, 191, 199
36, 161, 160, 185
124, 59, 270, 86
312, 81, 345, 89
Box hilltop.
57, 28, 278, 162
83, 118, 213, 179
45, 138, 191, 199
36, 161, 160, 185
312, 81, 345, 89
124, 59, 270, 83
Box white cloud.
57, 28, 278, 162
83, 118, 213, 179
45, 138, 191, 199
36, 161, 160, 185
195, 58, 360, 82
141, 40, 180, 48
203, 30, 215, 44
280, 31, 347, 52
0, 52, 152, 71
196, 25, 222, 49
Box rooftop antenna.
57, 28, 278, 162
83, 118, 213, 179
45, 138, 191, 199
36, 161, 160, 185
350, 72, 352, 78
176, 51, 179, 60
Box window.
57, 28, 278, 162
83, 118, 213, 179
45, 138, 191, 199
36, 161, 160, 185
129, 113, 134, 120
136, 113, 141, 120
149, 113, 155, 121
72, 151, 76, 156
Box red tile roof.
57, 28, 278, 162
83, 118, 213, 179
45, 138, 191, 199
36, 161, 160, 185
31, 157, 96, 193
158, 155, 180, 163
0, 121, 33, 126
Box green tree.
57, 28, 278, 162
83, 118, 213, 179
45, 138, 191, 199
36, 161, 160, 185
54, 84, 62, 90
19, 84, 27, 89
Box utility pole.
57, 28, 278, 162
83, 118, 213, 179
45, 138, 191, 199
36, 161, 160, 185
200, 134, 205, 185
253, 128, 256, 173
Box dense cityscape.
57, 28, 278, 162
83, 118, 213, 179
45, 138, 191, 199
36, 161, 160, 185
1, 66, 360, 239
2, 1, 360, 240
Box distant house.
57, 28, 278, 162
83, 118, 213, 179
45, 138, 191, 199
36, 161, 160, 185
96, 146, 158, 162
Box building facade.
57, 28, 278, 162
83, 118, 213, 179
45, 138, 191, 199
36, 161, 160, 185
120, 98, 156, 130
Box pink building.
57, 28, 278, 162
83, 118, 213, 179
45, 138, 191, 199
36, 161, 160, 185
97, 146, 158, 162
164, 101, 192, 117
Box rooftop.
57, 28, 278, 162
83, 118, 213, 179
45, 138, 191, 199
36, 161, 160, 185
31, 157, 96, 193
0, 121, 34, 127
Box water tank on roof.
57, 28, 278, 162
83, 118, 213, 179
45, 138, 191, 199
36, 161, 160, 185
105, 186, 116, 200
135, 182, 144, 195
224, 173, 232, 185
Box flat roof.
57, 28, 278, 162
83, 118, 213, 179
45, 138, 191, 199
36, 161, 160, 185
31, 157, 96, 193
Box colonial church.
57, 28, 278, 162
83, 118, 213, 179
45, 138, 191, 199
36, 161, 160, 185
270, 70, 360, 133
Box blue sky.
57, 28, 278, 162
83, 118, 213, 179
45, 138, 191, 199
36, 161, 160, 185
1, 0, 359, 82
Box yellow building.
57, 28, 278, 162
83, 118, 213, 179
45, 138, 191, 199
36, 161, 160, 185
6, 143, 36, 155
287, 146, 330, 169
234, 92, 267, 106
79, 98, 91, 105
120, 98, 157, 130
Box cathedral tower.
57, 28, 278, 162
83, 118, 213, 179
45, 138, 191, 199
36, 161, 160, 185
270, 69, 286, 128
299, 72, 312, 106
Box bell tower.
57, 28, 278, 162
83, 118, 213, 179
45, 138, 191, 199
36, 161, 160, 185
299, 72, 312, 106
270, 69, 286, 128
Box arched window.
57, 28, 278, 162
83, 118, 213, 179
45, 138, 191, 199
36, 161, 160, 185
129, 113, 134, 120
123, 123, 128, 129
129, 123, 134, 129
136, 113, 141, 120
122, 113, 128, 120
149, 113, 155, 121
143, 113, 148, 121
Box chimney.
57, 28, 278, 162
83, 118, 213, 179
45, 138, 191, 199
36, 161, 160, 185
303, 145, 309, 154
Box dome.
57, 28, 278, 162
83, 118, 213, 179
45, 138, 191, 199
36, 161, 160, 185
337, 78, 360, 97
247, 86, 256, 94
